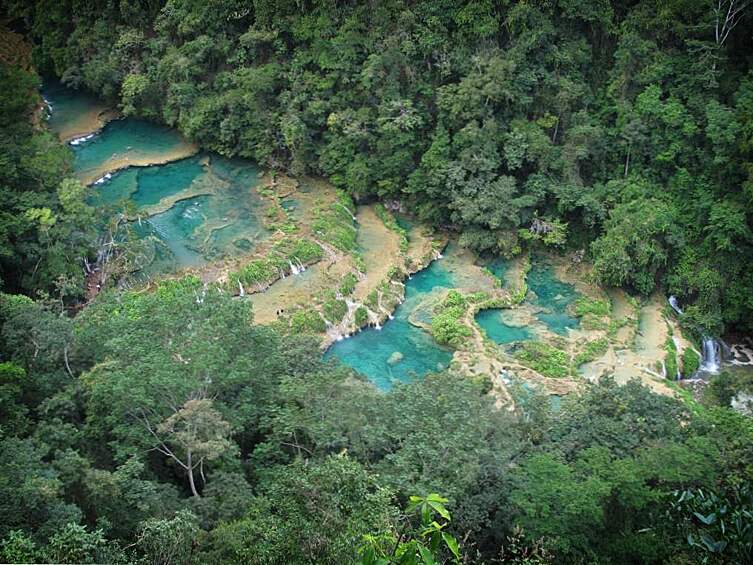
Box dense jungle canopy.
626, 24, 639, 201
1, 1, 753, 563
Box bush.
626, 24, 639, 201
235, 260, 277, 286
664, 337, 678, 379
354, 306, 368, 326
290, 309, 326, 333
323, 297, 348, 324
339, 273, 358, 296
682, 348, 701, 377
573, 297, 611, 317
516, 342, 571, 378
430, 291, 471, 348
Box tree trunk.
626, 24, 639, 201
186, 452, 200, 497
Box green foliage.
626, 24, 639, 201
682, 347, 701, 377
431, 291, 471, 348
575, 337, 609, 366
354, 306, 368, 326
290, 308, 327, 334
0, 64, 93, 297
199, 456, 396, 564
234, 259, 277, 287
45, 524, 108, 564
573, 297, 610, 318
516, 342, 572, 379
360, 494, 461, 565
322, 296, 348, 324
665, 337, 678, 380
669, 485, 753, 563
311, 192, 358, 253
340, 273, 358, 296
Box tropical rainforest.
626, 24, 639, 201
1, 0, 753, 563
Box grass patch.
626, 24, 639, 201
516, 342, 572, 379
573, 297, 611, 317
575, 337, 609, 365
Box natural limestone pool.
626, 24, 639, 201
324, 257, 455, 390
46, 84, 269, 277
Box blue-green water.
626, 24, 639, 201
72, 118, 192, 182
94, 156, 205, 208
475, 309, 531, 344
45, 84, 270, 276
486, 258, 509, 281
43, 81, 104, 139
102, 156, 268, 273
325, 260, 455, 390
528, 261, 580, 334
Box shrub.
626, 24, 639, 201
290, 309, 326, 333
516, 342, 571, 378
339, 273, 358, 296
323, 297, 348, 324
354, 306, 368, 326
682, 347, 701, 376
665, 337, 678, 379
573, 297, 611, 317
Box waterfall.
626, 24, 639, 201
238, 280, 246, 297
334, 203, 357, 222
288, 260, 301, 276
668, 295, 683, 316
698, 337, 721, 375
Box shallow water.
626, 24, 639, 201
43, 81, 111, 141
325, 258, 455, 390
126, 157, 268, 274
72, 118, 195, 183
94, 156, 205, 208
486, 258, 509, 281
475, 309, 531, 344
45, 83, 270, 277
527, 261, 580, 334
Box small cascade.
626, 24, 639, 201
334, 203, 357, 222
94, 172, 113, 185
238, 280, 246, 297
296, 258, 306, 273
698, 337, 721, 375
288, 260, 301, 276
672, 336, 683, 379
366, 308, 382, 330
668, 295, 683, 316
69, 132, 96, 146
